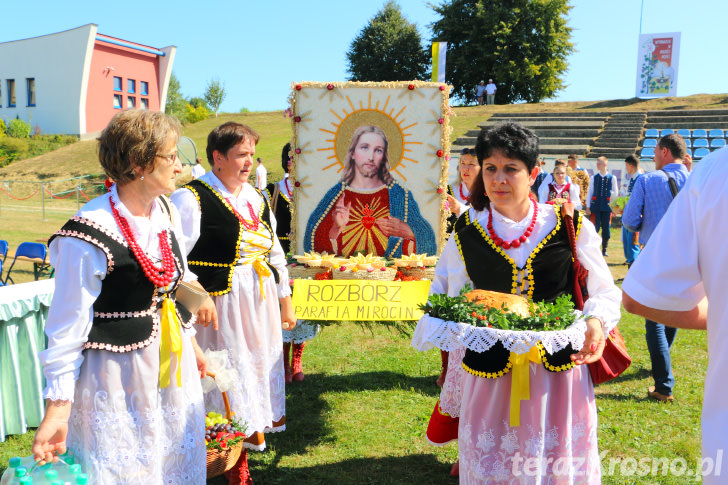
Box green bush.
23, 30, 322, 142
7, 118, 31, 138
185, 103, 210, 124
0, 118, 6, 137
0, 137, 29, 167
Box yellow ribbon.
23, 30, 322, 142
508, 345, 542, 427
252, 258, 272, 300
159, 297, 183, 388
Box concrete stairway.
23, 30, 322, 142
645, 109, 728, 130
587, 112, 646, 160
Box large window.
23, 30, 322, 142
140, 81, 148, 96
7, 79, 16, 107
26, 78, 36, 106
127, 96, 136, 109
127, 79, 135, 94
113, 94, 122, 109
113, 76, 122, 91
140, 98, 149, 110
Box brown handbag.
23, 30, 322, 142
561, 203, 631, 385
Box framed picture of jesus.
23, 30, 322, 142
288, 81, 452, 258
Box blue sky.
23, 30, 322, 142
2, 0, 726, 112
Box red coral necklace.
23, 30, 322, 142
110, 198, 176, 287
486, 196, 539, 249
284, 178, 293, 198
459, 182, 469, 202
226, 198, 260, 231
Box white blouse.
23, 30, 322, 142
39, 185, 196, 402
431, 202, 621, 330
170, 171, 291, 299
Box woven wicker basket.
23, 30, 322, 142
206, 371, 244, 479
332, 266, 397, 281
288, 265, 330, 280
400, 266, 436, 280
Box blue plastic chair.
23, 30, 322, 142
693, 129, 708, 138
0, 240, 8, 264
644, 129, 659, 138
640, 147, 655, 158
693, 148, 710, 159
711, 139, 727, 149
643, 139, 657, 148
684, 139, 692, 148
677, 129, 691, 138
709, 129, 725, 139
3, 242, 49, 284
693, 138, 709, 149
660, 129, 674, 137
0, 260, 4, 286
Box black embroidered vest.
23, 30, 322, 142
452, 207, 582, 376
265, 181, 292, 254
50, 216, 192, 352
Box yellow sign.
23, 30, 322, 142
292, 280, 431, 321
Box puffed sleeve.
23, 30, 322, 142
267, 206, 292, 298
170, 187, 201, 256
570, 184, 582, 210
39, 237, 107, 402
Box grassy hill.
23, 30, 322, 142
1, 93, 727, 183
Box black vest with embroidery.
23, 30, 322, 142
184, 180, 278, 296
265, 181, 292, 254
446, 185, 458, 234
50, 216, 192, 352
452, 208, 582, 376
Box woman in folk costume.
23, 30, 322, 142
32, 110, 211, 484
172, 122, 296, 483
412, 122, 621, 483
538, 163, 582, 210
264, 143, 320, 383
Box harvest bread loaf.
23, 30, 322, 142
464, 289, 530, 318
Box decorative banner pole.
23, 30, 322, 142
431, 42, 448, 83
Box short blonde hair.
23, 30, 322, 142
98, 110, 181, 185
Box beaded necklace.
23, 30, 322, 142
284, 177, 293, 198
459, 182, 469, 202
486, 196, 539, 250
226, 198, 260, 231
110, 198, 176, 287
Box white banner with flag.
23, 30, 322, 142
431, 42, 447, 83
636, 32, 680, 98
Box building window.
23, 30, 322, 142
140, 81, 148, 96
26, 78, 36, 106
128, 79, 135, 94
113, 94, 122, 109
127, 97, 136, 109
141, 98, 149, 110
7, 79, 16, 107
113, 76, 122, 91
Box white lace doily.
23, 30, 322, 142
411, 312, 587, 355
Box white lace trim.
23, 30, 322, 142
282, 321, 320, 343
43, 372, 78, 402
412, 313, 587, 355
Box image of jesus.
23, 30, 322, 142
304, 125, 436, 257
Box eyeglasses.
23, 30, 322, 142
156, 152, 179, 166
461, 148, 476, 156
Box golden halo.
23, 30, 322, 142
334, 110, 404, 170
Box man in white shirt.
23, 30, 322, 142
191, 157, 205, 179
485, 79, 497, 105
255, 157, 267, 190
622, 147, 728, 485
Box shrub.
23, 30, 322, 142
185, 103, 210, 124
7, 118, 31, 138
0, 118, 6, 137
0, 137, 29, 167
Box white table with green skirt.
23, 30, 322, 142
0, 278, 54, 442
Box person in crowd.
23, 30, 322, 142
485, 79, 497, 105
618, 154, 642, 267
530, 158, 547, 197
413, 122, 621, 481
567, 153, 585, 171
32, 110, 212, 483
192, 156, 206, 179
538, 161, 581, 209
171, 122, 296, 483
536, 158, 572, 195
305, 125, 436, 257
585, 156, 618, 256
567, 153, 590, 207
622, 147, 725, 485
622, 133, 689, 402
265, 143, 320, 383
255, 157, 267, 190
475, 81, 486, 106
445, 147, 481, 233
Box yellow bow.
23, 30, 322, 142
508, 345, 542, 427
252, 258, 272, 300
159, 297, 183, 388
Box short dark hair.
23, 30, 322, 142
567, 154, 578, 161
658, 134, 687, 160
625, 154, 640, 167
554, 159, 567, 167
281, 142, 291, 174
470, 122, 539, 211
206, 122, 259, 166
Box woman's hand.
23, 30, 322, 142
570, 318, 606, 365
446, 194, 461, 215
32, 400, 72, 466
377, 217, 415, 240
280, 295, 296, 330
191, 337, 207, 379
196, 296, 218, 331
328, 196, 351, 239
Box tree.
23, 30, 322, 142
431, 0, 574, 104
204, 79, 226, 117
346, 1, 430, 82
165, 73, 188, 124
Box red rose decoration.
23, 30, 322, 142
327, 83, 334, 90
408, 84, 415, 90
294, 181, 301, 187
437, 150, 444, 157
439, 85, 446, 91
295, 148, 301, 154
437, 187, 444, 194
438, 118, 444, 124
295, 84, 302, 91
294, 116, 301, 122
